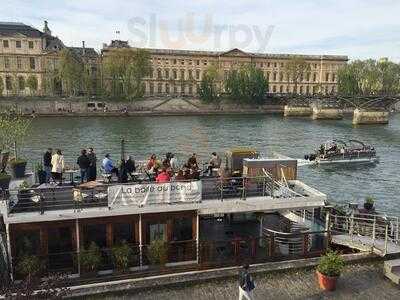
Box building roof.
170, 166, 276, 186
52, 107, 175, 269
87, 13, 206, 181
0, 22, 44, 38
127, 47, 348, 62
68, 47, 99, 58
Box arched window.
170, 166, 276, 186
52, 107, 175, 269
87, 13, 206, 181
18, 76, 25, 91
299, 86, 303, 94
272, 85, 276, 93
279, 85, 283, 93
165, 83, 170, 94
157, 82, 163, 94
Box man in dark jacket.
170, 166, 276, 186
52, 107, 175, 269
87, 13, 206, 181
238, 264, 255, 300
43, 148, 52, 183
87, 147, 97, 181
77, 149, 90, 183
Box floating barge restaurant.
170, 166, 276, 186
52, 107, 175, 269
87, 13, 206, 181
0, 149, 328, 282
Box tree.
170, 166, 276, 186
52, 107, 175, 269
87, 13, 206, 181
58, 48, 83, 96
198, 65, 221, 103
0, 76, 3, 96
102, 48, 151, 100
26, 75, 38, 96
0, 113, 31, 158
284, 56, 311, 94
225, 64, 268, 104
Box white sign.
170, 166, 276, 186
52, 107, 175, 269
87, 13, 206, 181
108, 181, 202, 207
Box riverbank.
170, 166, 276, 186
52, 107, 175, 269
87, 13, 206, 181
85, 260, 398, 300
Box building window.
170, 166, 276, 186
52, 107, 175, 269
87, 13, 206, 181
306, 85, 310, 94
5, 76, 12, 90
157, 69, 162, 79
173, 59, 177, 65
29, 57, 36, 70
203, 60, 207, 66
149, 68, 153, 78
306, 73, 310, 82
165, 83, 170, 94
313, 86, 317, 94
286, 85, 290, 93
188, 70, 193, 79
29, 41, 34, 49
299, 86, 303, 94
113, 223, 134, 244
180, 84, 185, 94
16, 40, 21, 48
165, 69, 169, 79
313, 73, 317, 82
157, 82, 163, 94
181, 60, 184, 65
273, 72, 277, 81
196, 69, 200, 80
4, 57, 10, 69
17, 57, 22, 69
279, 85, 283, 93
180, 69, 185, 80
279, 72, 283, 82
332, 73, 336, 82
266, 71, 270, 81
196, 60, 200, 65
149, 223, 166, 242
173, 69, 177, 79
174, 85, 178, 94
18, 76, 25, 91
149, 82, 154, 95
188, 84, 193, 95
3, 40, 9, 48
274, 62, 277, 68
272, 85, 276, 93
267, 62, 271, 68
325, 73, 330, 82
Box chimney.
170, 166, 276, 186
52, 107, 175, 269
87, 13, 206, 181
82, 41, 86, 55
43, 20, 51, 36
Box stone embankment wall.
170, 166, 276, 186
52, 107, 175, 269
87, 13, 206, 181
0, 97, 284, 116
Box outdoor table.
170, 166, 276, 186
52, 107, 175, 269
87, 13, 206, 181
64, 169, 79, 185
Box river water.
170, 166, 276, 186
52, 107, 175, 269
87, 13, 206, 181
21, 114, 400, 214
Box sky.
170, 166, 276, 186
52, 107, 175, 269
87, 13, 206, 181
2, 0, 400, 61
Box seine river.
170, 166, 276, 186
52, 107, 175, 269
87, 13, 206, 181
21, 114, 400, 214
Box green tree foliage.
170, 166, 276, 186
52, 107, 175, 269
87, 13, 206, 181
26, 75, 38, 96
102, 48, 151, 100
225, 64, 268, 104
198, 65, 221, 103
0, 76, 4, 96
58, 49, 83, 96
338, 59, 400, 96
284, 56, 311, 93
0, 113, 31, 155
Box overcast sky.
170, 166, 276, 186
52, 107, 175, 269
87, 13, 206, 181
2, 0, 400, 60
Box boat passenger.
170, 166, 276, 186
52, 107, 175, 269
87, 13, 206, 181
43, 148, 53, 183
147, 154, 161, 172
187, 153, 199, 170
170, 154, 179, 172
77, 149, 90, 183
156, 168, 171, 183
87, 147, 97, 181
207, 152, 222, 176
174, 170, 185, 181
102, 154, 119, 177
51, 149, 65, 184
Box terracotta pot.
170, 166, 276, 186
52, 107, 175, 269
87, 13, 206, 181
316, 270, 338, 291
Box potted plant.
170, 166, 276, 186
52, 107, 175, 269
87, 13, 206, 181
79, 242, 102, 278
316, 250, 345, 291
111, 241, 134, 273
36, 163, 46, 184
0, 172, 11, 192
16, 255, 42, 280
147, 239, 168, 267
9, 158, 27, 178
364, 196, 375, 211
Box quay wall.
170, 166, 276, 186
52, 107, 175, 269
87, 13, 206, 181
283, 105, 312, 117
0, 97, 284, 116
312, 107, 344, 120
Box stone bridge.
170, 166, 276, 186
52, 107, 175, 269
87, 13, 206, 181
280, 94, 400, 124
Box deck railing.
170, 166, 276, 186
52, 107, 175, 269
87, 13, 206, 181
10, 233, 327, 282
3, 176, 307, 215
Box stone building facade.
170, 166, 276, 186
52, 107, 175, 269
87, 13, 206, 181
102, 40, 348, 97
0, 21, 98, 96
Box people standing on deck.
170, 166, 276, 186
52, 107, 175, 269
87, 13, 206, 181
163, 152, 172, 169
51, 149, 64, 185
87, 147, 97, 181
170, 153, 179, 172
207, 152, 222, 176
156, 167, 171, 183
102, 154, 119, 177
77, 149, 90, 183
43, 148, 52, 183
125, 155, 136, 177
238, 264, 255, 300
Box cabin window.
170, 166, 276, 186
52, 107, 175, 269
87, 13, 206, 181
48, 227, 73, 253
148, 223, 166, 242
113, 223, 134, 244
83, 224, 107, 248
172, 217, 193, 241
15, 229, 40, 257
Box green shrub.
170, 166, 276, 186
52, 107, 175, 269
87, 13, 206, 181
111, 242, 134, 271
365, 196, 374, 205
317, 250, 345, 277
16, 255, 41, 278
79, 242, 102, 273
0, 173, 11, 180
147, 239, 168, 265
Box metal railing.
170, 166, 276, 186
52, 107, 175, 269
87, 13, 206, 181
3, 175, 305, 215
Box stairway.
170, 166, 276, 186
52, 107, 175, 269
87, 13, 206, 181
384, 259, 400, 284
